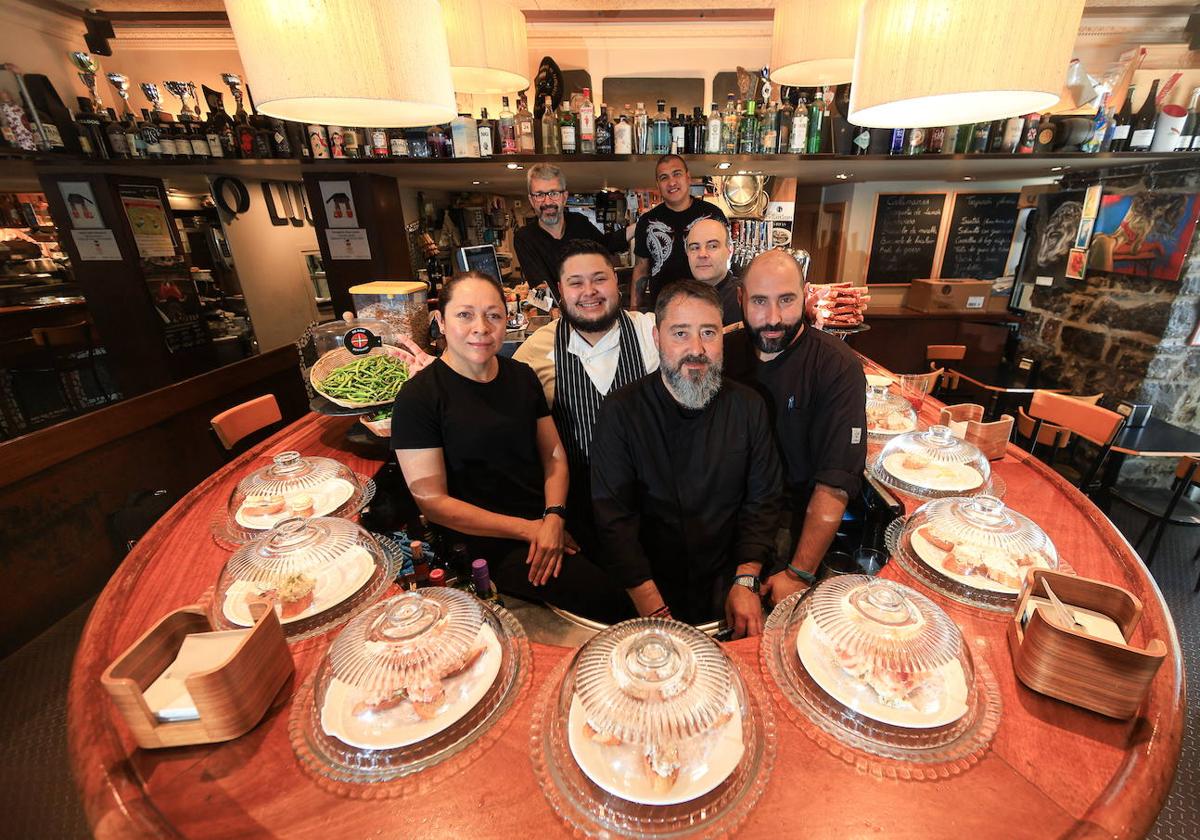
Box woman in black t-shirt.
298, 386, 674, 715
391, 271, 632, 622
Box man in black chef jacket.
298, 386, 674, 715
685, 216, 742, 328
590, 279, 782, 637
513, 163, 631, 300
725, 249, 867, 606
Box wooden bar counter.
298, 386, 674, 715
67, 359, 1184, 839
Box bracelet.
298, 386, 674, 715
786, 564, 817, 585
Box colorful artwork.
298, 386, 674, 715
1082, 184, 1102, 220
1016, 189, 1085, 287
1074, 218, 1094, 249
1065, 248, 1088, 279
1089, 190, 1200, 282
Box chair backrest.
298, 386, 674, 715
901, 368, 942, 396
211, 394, 283, 451
1028, 390, 1123, 446
31, 320, 92, 349
1017, 405, 1072, 448
926, 343, 966, 362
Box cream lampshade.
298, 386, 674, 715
770, 0, 865, 87
443, 0, 530, 94
849, 0, 1085, 128
224, 0, 457, 127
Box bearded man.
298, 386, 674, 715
589, 279, 782, 636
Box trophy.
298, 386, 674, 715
163, 81, 192, 118
106, 72, 133, 117
69, 51, 102, 110
221, 73, 245, 114
186, 82, 202, 117
140, 83, 168, 120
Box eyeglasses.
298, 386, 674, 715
530, 190, 564, 200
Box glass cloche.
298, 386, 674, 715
892, 495, 1060, 611
212, 450, 376, 547
865, 384, 918, 438
290, 588, 529, 792
308, 315, 399, 357
760, 576, 1000, 776
871, 424, 992, 499
210, 516, 399, 641
531, 618, 775, 837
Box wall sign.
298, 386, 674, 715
326, 228, 371, 260
119, 184, 177, 258
58, 181, 103, 229
940, 192, 1020, 280
71, 229, 122, 261
865, 193, 946, 284
319, 180, 358, 229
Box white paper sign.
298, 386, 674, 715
326, 228, 372, 260
319, 180, 358, 228
59, 181, 103, 229
71, 229, 123, 261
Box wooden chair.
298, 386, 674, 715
938, 403, 1013, 460
211, 394, 283, 451
1020, 391, 1125, 495
1109, 457, 1200, 584
926, 345, 965, 398
1015, 393, 1105, 459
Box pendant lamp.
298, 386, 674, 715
224, 0, 457, 127
770, 0, 866, 87
849, 0, 1085, 128
443, 0, 530, 94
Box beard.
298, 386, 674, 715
539, 205, 561, 222
747, 317, 803, 354
562, 296, 620, 333
660, 351, 723, 410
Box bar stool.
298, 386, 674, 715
926, 344, 965, 398
1020, 391, 1125, 496
210, 394, 283, 453
1109, 457, 1200, 583
1015, 392, 1104, 478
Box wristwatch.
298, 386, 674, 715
733, 574, 761, 594
543, 505, 567, 520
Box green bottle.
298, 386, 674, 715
739, 100, 760, 154
807, 90, 825, 154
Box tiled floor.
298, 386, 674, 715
2, 512, 1197, 840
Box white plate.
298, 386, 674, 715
866, 374, 894, 388
882, 454, 984, 493
868, 415, 917, 436
567, 687, 745, 807
222, 545, 376, 626
320, 624, 502, 750
234, 478, 357, 530
795, 616, 968, 729
909, 528, 1048, 595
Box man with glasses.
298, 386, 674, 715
514, 163, 632, 301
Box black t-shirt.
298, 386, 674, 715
391, 355, 550, 554
714, 271, 742, 327
725, 325, 867, 515
634, 198, 727, 306
513, 210, 628, 295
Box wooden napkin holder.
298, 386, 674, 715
101, 603, 294, 749
1007, 570, 1166, 719
939, 404, 1013, 460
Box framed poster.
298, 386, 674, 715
119, 185, 177, 258
319, 180, 358, 229
1089, 189, 1200, 282
58, 181, 103, 229
1016, 189, 1086, 287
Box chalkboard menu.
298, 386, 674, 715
940, 192, 1020, 280
866, 193, 946, 284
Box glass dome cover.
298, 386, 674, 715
760, 577, 1001, 777
291, 588, 530, 794
309, 315, 399, 357
892, 494, 1060, 610
212, 450, 376, 547
531, 618, 776, 837
210, 515, 398, 641
865, 384, 918, 438
872, 424, 992, 498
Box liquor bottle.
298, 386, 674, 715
515, 95, 535, 153
579, 87, 595, 154
1016, 116, 1037, 153
760, 101, 778, 153
789, 95, 808, 153
1127, 79, 1159, 152
541, 96, 561, 154
969, 121, 990, 152
123, 112, 145, 158
450, 112, 477, 157
926, 126, 946, 154
807, 90, 825, 153
986, 119, 1005, 152
202, 86, 236, 158
686, 106, 703, 154
705, 102, 722, 153
558, 100, 577, 154
953, 124, 973, 153
471, 559, 503, 606
906, 126, 926, 155
231, 84, 257, 158
144, 110, 173, 159
889, 127, 905, 155
243, 85, 275, 158
773, 99, 790, 155
937, 125, 956, 154
1180, 87, 1200, 150
386, 127, 407, 157
634, 101, 649, 154
369, 127, 389, 157
499, 96, 517, 154
1000, 115, 1024, 153
478, 108, 494, 157
595, 104, 613, 154
650, 100, 669, 154
185, 114, 212, 158
308, 124, 330, 158
1033, 114, 1057, 153
614, 109, 632, 154
668, 106, 685, 153
342, 125, 361, 158
1082, 94, 1109, 153
739, 100, 760, 154
72, 98, 103, 158
429, 123, 452, 157
1108, 86, 1135, 151
21, 75, 72, 153
722, 94, 739, 154
102, 108, 130, 158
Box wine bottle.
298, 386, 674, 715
1108, 85, 1135, 152
1127, 78, 1159, 152
669, 106, 685, 153
1176, 86, 1200, 150
471, 559, 503, 606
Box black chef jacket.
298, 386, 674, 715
714, 271, 742, 327
725, 325, 867, 543
590, 372, 782, 624
513, 210, 628, 296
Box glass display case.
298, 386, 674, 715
211, 450, 376, 548
290, 588, 529, 793
890, 495, 1061, 611
871, 424, 996, 499
531, 617, 776, 837
761, 576, 1001, 778
865, 383, 918, 439
209, 515, 400, 641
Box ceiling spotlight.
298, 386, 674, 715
1050, 166, 1063, 172
472, 180, 481, 184
716, 162, 731, 170
963, 176, 974, 181
835, 172, 850, 180
506, 162, 520, 169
